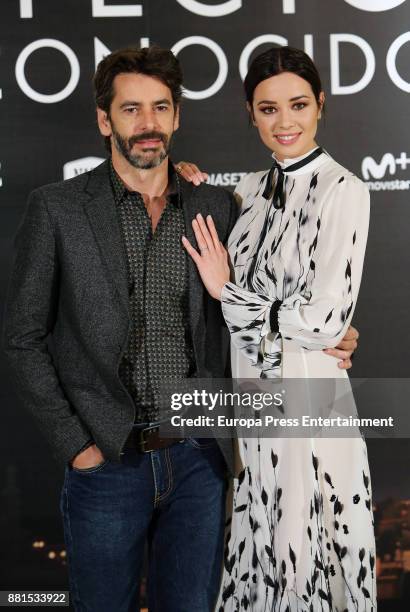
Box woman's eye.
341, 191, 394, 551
293, 103, 306, 110
261, 107, 276, 114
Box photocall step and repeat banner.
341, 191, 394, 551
1, 0, 410, 606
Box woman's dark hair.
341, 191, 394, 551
244, 46, 324, 110
93, 45, 183, 150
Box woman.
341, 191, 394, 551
181, 47, 376, 611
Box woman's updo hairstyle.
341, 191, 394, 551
244, 46, 324, 112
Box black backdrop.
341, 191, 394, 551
1, 0, 410, 607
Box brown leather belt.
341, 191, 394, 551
123, 424, 184, 454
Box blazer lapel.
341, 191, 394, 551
84, 160, 129, 316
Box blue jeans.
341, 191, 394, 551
60, 438, 227, 612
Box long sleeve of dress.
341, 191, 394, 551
278, 176, 369, 349
221, 174, 370, 369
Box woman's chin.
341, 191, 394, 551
270, 140, 317, 161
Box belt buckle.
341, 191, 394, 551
139, 424, 160, 453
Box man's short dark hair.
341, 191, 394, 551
93, 45, 183, 150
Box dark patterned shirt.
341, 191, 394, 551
110, 161, 196, 423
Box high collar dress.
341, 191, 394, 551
216, 149, 376, 611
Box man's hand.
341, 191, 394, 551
323, 325, 359, 370
71, 444, 105, 470
175, 162, 208, 186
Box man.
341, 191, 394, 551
3, 46, 357, 611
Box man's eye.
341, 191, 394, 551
156, 105, 169, 111
125, 107, 137, 113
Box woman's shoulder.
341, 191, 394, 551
318, 155, 370, 222
319, 154, 368, 194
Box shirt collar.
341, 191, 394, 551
272, 145, 327, 173
110, 159, 128, 205
109, 158, 181, 207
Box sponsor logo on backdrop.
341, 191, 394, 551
63, 157, 104, 180
362, 152, 410, 191
206, 172, 247, 187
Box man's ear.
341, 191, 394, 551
246, 101, 257, 127
97, 107, 112, 137
173, 104, 180, 132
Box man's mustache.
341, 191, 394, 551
128, 132, 167, 146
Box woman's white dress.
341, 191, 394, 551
216, 149, 376, 611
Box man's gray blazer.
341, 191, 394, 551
3, 160, 238, 471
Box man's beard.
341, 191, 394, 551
111, 125, 171, 170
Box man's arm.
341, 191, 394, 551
3, 188, 93, 464
324, 324, 359, 369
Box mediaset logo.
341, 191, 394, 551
63, 157, 104, 180
362, 152, 410, 191
206, 172, 247, 187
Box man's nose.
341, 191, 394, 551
138, 108, 158, 131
